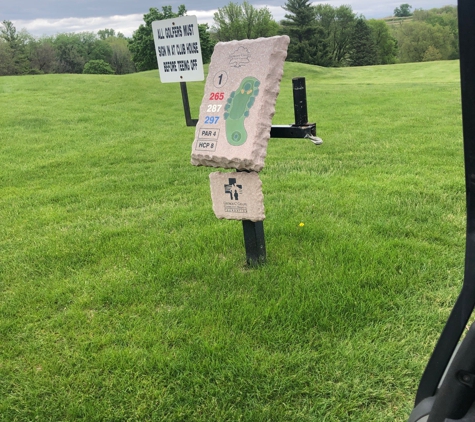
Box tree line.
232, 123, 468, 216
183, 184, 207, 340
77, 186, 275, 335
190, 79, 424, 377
0, 2, 459, 77
275, 1, 458, 67
392, 5, 459, 63
0, 21, 136, 76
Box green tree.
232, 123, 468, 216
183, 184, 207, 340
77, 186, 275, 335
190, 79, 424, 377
413, 6, 458, 58
0, 39, 16, 75
393, 20, 455, 63
29, 38, 57, 73
52, 32, 112, 73
0, 20, 30, 74
281, 0, 317, 45
394, 4, 413, 17
83, 59, 115, 74
413, 5, 457, 30
53, 33, 86, 73
422, 45, 442, 61
128, 5, 186, 72
88, 37, 113, 63
367, 19, 397, 64
315, 4, 357, 66
98, 28, 127, 40
349, 18, 377, 66
198, 24, 214, 63
280, 0, 331, 66
212, 1, 279, 41
105, 36, 135, 74
97, 28, 116, 40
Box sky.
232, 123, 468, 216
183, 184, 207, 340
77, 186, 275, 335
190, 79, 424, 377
1, 0, 457, 38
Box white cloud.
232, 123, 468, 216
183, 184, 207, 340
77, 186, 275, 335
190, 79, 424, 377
13, 14, 145, 37
259, 5, 287, 22
11, 1, 457, 38
189, 9, 218, 27
13, 10, 221, 38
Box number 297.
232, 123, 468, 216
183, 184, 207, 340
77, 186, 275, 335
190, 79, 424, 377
204, 116, 220, 124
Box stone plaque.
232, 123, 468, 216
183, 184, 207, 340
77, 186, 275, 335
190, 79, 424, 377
209, 171, 265, 221
191, 36, 290, 172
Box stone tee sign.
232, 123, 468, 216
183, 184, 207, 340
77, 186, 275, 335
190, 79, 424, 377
191, 36, 290, 172
209, 171, 265, 221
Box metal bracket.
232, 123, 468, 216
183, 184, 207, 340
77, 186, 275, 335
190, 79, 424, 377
270, 77, 323, 145
180, 77, 323, 146
270, 123, 315, 138
270, 125, 322, 145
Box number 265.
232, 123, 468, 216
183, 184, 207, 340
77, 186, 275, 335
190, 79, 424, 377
209, 92, 224, 100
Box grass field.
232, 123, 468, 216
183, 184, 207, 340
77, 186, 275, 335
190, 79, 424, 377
0, 60, 466, 421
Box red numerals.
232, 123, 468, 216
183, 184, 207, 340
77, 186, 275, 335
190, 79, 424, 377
209, 92, 224, 101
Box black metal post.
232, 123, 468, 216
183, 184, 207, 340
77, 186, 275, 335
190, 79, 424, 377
240, 77, 316, 265
180, 82, 198, 127
292, 77, 309, 125
270, 77, 317, 139
238, 169, 266, 265
242, 220, 266, 265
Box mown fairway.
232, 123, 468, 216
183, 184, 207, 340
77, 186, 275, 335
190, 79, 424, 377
0, 60, 465, 421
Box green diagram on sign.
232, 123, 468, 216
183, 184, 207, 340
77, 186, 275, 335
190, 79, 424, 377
224, 76, 260, 146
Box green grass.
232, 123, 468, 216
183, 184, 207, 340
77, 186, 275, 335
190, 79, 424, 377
0, 60, 465, 421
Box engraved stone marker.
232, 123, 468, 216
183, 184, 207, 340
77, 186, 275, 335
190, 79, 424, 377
191, 36, 290, 172
209, 171, 265, 222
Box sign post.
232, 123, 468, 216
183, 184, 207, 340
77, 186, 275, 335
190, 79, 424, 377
152, 16, 204, 127
191, 36, 291, 265
152, 24, 321, 265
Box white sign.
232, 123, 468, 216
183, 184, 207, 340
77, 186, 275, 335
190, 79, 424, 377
152, 15, 204, 83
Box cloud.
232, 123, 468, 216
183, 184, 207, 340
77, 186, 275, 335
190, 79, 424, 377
11, 1, 457, 38
13, 10, 220, 38
188, 9, 218, 28
13, 14, 144, 37
259, 5, 287, 22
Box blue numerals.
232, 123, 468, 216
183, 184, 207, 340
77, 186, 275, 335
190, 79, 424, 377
204, 116, 220, 124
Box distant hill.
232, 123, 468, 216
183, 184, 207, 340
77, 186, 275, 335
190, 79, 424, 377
382, 16, 414, 26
